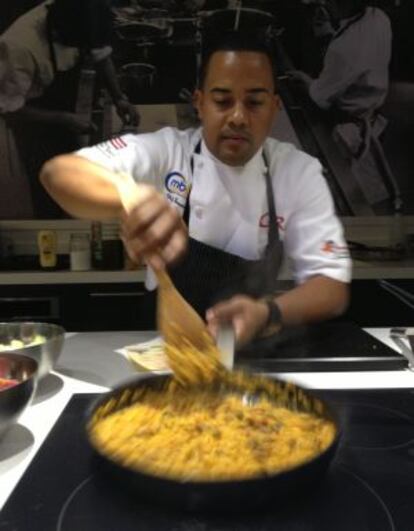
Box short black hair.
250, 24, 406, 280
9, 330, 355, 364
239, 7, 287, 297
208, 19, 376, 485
197, 30, 277, 91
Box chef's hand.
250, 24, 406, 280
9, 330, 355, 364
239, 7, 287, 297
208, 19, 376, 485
120, 184, 187, 270
206, 295, 270, 347
115, 99, 140, 127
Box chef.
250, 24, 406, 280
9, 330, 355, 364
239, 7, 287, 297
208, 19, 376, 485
40, 31, 351, 347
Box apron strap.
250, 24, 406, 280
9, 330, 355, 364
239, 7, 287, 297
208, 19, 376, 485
184, 139, 202, 225
262, 148, 280, 251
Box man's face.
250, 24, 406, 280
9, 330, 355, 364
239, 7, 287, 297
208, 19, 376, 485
193, 51, 280, 166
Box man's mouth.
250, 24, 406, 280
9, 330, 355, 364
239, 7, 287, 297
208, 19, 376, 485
221, 133, 249, 144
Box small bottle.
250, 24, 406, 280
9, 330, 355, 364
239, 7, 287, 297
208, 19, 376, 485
38, 230, 57, 269
91, 221, 103, 269
70, 233, 91, 271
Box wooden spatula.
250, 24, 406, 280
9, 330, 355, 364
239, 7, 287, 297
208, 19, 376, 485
155, 268, 225, 385
114, 172, 225, 384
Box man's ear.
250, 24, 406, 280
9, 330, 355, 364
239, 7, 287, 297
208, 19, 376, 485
274, 93, 282, 111
193, 89, 203, 120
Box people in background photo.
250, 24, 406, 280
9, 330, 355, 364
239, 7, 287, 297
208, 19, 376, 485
0, 0, 139, 219
288, 0, 396, 210
289, 0, 391, 122
40, 31, 351, 352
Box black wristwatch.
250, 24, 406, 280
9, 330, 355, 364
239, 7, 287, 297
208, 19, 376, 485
260, 295, 283, 337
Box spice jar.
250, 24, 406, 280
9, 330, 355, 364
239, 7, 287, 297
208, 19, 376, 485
69, 233, 91, 271
37, 230, 57, 269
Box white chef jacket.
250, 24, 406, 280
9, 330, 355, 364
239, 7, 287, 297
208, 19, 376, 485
77, 127, 352, 287
309, 7, 391, 116
0, 1, 112, 113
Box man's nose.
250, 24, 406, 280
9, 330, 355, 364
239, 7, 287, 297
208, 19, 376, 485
229, 102, 247, 127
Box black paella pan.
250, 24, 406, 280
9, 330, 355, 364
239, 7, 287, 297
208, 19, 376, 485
85, 372, 341, 512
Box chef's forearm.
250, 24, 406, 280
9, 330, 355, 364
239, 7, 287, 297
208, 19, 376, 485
40, 154, 123, 220
275, 276, 350, 327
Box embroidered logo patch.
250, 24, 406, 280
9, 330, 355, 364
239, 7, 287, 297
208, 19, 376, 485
96, 136, 127, 158
109, 137, 127, 150
321, 240, 349, 259
259, 213, 285, 231
165, 172, 188, 208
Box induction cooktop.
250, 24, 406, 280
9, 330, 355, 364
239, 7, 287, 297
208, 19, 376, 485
1, 389, 414, 531
237, 321, 407, 371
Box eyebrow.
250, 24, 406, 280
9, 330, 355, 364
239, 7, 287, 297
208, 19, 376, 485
210, 88, 271, 95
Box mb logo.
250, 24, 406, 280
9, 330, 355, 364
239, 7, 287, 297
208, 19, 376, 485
165, 172, 187, 197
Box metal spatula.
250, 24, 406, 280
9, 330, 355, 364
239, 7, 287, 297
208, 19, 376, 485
217, 324, 235, 370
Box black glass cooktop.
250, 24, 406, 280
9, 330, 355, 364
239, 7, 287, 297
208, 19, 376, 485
1, 389, 414, 531
237, 321, 407, 371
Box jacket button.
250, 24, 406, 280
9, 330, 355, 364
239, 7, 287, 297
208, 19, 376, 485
195, 207, 203, 219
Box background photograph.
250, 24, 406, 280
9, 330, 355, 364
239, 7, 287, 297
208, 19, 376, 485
0, 0, 412, 221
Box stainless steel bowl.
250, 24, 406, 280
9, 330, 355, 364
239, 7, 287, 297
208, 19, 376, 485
0, 323, 65, 379
0, 353, 38, 438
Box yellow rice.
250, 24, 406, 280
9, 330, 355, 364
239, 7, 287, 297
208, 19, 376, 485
89, 384, 336, 481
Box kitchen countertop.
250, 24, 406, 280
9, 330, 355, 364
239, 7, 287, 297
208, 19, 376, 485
1, 327, 414, 511
0, 269, 147, 285
4, 259, 414, 284
2, 259, 414, 284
